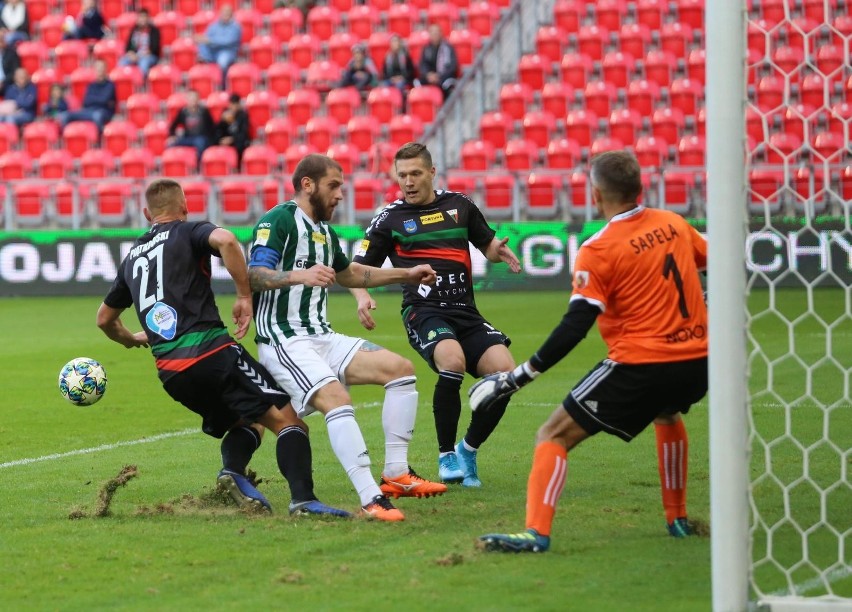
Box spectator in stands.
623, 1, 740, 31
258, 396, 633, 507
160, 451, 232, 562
339, 43, 379, 93
418, 24, 458, 100
59, 60, 116, 132
1, 0, 29, 45
381, 34, 415, 100
0, 32, 21, 96
215, 93, 250, 170
42, 84, 69, 119
0, 67, 36, 127
65, 0, 108, 41
119, 8, 161, 79
167, 90, 216, 163
196, 5, 241, 85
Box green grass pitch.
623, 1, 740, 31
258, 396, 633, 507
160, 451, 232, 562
0, 290, 847, 609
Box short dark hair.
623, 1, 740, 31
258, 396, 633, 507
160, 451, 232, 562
228, 93, 240, 104
292, 154, 343, 193
590, 150, 642, 204
394, 142, 432, 168
138, 7, 149, 15
145, 178, 184, 214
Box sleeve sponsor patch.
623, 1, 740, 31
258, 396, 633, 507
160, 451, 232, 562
573, 270, 590, 290
255, 228, 270, 246
355, 239, 370, 257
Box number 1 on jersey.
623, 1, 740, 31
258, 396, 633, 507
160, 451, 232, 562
662, 253, 689, 319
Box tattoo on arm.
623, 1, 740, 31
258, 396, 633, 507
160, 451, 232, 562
359, 340, 384, 352
249, 267, 292, 292
362, 268, 372, 288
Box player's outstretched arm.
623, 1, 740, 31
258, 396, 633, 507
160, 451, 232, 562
349, 287, 377, 331
483, 236, 521, 273
96, 303, 150, 349
248, 261, 336, 292
336, 261, 437, 289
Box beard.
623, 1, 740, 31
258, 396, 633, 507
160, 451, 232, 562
308, 190, 333, 222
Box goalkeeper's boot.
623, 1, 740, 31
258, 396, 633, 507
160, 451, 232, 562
455, 441, 482, 487
288, 499, 352, 518
380, 467, 447, 498
438, 452, 464, 483
217, 469, 271, 512
360, 494, 405, 522
478, 529, 550, 553
667, 517, 696, 538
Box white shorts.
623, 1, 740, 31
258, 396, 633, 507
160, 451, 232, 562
257, 332, 364, 417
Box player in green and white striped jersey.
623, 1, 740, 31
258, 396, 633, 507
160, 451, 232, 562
248, 154, 448, 521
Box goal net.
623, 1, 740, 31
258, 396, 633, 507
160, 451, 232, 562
710, 2, 851, 610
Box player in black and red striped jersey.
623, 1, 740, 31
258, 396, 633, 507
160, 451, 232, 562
352, 142, 521, 487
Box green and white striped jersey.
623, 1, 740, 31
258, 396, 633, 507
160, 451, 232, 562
250, 202, 350, 344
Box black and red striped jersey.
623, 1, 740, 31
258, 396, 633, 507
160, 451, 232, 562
352, 190, 495, 310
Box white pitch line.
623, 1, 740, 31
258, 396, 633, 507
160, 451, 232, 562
768, 566, 852, 598
0, 428, 197, 470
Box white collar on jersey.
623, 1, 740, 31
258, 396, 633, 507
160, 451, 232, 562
609, 205, 644, 223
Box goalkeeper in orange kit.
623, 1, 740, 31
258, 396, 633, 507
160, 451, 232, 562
470, 150, 709, 552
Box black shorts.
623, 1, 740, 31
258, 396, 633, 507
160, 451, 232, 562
162, 344, 290, 439
403, 305, 511, 376
563, 356, 708, 442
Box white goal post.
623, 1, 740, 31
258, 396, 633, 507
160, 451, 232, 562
708, 2, 851, 611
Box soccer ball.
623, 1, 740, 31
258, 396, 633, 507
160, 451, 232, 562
59, 357, 108, 406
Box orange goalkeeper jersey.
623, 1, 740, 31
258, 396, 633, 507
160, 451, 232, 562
571, 206, 708, 364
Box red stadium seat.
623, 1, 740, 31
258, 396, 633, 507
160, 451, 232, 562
677, 135, 706, 166
264, 117, 295, 154
404, 30, 429, 66
142, 120, 169, 156
670, 78, 703, 116
127, 93, 158, 129
114, 12, 140, 46
517, 54, 548, 90
183, 180, 211, 218
499, 82, 533, 121
153, 10, 186, 46
162, 146, 198, 176
828, 102, 852, 137
286, 88, 321, 125
367, 86, 403, 123
63, 121, 99, 159
284, 143, 318, 172
651, 107, 685, 146
93, 182, 131, 224
526, 173, 561, 214
577, 24, 609, 61
201, 146, 238, 176
504, 138, 537, 171
637, 0, 665, 29
388, 114, 424, 147
801, 73, 828, 109
366, 141, 396, 174
267, 62, 300, 98
685, 48, 707, 85
260, 178, 286, 211
148, 64, 182, 101
171, 37, 198, 72
327, 142, 360, 174
748, 169, 783, 215
91, 38, 123, 71
460, 139, 496, 171
522, 110, 556, 149
13, 183, 49, 224
644, 49, 677, 88
0, 123, 20, 155
583, 80, 618, 117
634, 135, 669, 168
109, 65, 143, 103
206, 91, 231, 123
120, 148, 155, 178
479, 111, 512, 149
662, 172, 695, 214
227, 63, 262, 98
535, 26, 566, 63
407, 86, 443, 124
446, 175, 477, 199
305, 60, 342, 93
22, 122, 58, 159
353, 177, 384, 216
219, 179, 257, 222
17, 40, 49, 75
288, 33, 322, 70
39, 150, 73, 179
596, 0, 627, 30
307, 5, 341, 41
326, 87, 361, 125
55, 40, 89, 75
0, 151, 32, 180
347, 5, 379, 40
678, 0, 704, 29
601, 51, 635, 89
235, 8, 263, 43
765, 133, 803, 164
270, 7, 304, 42
756, 75, 786, 111
242, 144, 278, 176
565, 108, 598, 148
553, 0, 582, 32
619, 23, 651, 59
608, 108, 642, 147
811, 132, 847, 161
590, 136, 624, 157
246, 34, 280, 71
244, 91, 278, 133
387, 4, 417, 37
660, 22, 691, 58
188, 64, 222, 100
540, 82, 574, 118
468, 1, 500, 36
31, 67, 59, 107
305, 116, 340, 152
55, 181, 87, 226
427, 3, 459, 36
328, 32, 360, 68
546, 137, 581, 169
347, 116, 380, 153
559, 51, 594, 89
626, 78, 661, 116
38, 15, 66, 47
27, 0, 49, 21
80, 149, 115, 178
448, 29, 481, 66
483, 173, 515, 213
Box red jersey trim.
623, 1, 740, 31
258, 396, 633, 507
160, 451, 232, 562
394, 245, 471, 269
155, 342, 235, 372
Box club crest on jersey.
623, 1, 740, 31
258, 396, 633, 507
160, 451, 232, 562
403, 219, 417, 233
420, 212, 444, 224
573, 270, 590, 290
447, 209, 458, 223
146, 301, 178, 340
312, 231, 326, 245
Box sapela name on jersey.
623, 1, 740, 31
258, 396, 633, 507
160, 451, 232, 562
420, 212, 444, 224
